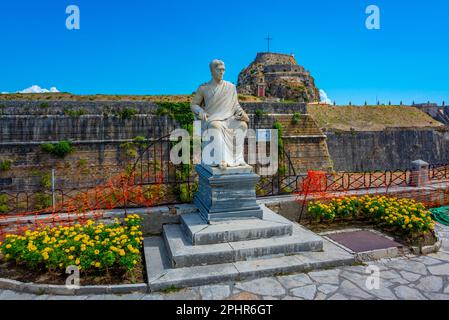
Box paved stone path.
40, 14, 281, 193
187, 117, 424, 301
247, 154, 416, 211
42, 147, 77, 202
1, 223, 449, 300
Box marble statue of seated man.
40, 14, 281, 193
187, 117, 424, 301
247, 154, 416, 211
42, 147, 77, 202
191, 59, 250, 169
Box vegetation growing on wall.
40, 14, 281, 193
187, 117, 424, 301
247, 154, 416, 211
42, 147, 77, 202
120, 136, 148, 159
115, 108, 138, 120
156, 102, 197, 202
64, 108, 86, 117
31, 170, 52, 190
155, 102, 194, 134
0, 159, 12, 172
254, 108, 267, 118
77, 158, 88, 167
34, 192, 52, 210
0, 194, 9, 213
41, 140, 74, 158
40, 173, 52, 189
272, 121, 287, 176
291, 112, 302, 124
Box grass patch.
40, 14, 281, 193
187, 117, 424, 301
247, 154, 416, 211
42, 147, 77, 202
307, 105, 444, 131
162, 285, 182, 294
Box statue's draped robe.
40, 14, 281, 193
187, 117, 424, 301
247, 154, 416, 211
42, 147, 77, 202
191, 80, 247, 167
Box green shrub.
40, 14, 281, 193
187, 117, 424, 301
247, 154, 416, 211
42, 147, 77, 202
155, 102, 194, 133
34, 192, 52, 210
133, 136, 148, 149
0, 194, 9, 213
178, 182, 198, 203
41, 140, 74, 158
292, 112, 302, 124
116, 108, 138, 120
272, 121, 284, 151
254, 109, 267, 117
39, 102, 49, 108
120, 136, 148, 159
64, 108, 86, 117
40, 173, 52, 189
0, 159, 12, 171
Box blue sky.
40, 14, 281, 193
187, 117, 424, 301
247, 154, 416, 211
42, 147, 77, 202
0, 0, 448, 104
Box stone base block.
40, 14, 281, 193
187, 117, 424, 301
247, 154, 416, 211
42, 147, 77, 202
193, 164, 263, 222
180, 206, 293, 245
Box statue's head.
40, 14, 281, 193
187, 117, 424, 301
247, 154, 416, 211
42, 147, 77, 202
209, 59, 225, 82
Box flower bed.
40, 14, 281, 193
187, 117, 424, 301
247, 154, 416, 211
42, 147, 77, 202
307, 195, 436, 244
0, 214, 144, 285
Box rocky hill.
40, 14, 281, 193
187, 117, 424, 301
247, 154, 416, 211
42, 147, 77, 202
237, 52, 320, 103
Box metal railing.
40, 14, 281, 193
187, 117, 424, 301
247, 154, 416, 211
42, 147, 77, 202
1, 133, 449, 215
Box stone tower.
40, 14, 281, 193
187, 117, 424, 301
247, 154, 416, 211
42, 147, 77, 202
237, 52, 320, 103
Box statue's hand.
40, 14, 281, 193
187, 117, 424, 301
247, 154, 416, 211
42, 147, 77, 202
235, 109, 249, 123
199, 110, 208, 122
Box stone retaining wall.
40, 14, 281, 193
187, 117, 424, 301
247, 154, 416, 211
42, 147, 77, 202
326, 128, 449, 171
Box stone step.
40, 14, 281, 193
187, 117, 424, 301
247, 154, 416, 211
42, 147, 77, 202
163, 217, 323, 268
144, 236, 355, 292
180, 206, 293, 245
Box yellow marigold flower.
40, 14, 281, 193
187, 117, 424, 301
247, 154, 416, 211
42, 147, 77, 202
94, 250, 100, 255
5, 244, 11, 249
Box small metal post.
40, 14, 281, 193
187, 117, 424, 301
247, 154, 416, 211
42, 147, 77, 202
51, 168, 56, 211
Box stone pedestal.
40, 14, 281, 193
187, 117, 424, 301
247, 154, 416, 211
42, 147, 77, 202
409, 159, 429, 187
193, 164, 263, 223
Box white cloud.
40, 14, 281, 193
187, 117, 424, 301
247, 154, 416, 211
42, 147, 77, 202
319, 89, 332, 104
1, 85, 60, 94
18, 85, 60, 94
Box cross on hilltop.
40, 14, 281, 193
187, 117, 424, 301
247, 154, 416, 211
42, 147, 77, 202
265, 34, 273, 52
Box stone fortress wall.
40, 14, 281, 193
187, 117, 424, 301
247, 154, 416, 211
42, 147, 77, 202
254, 52, 297, 65
1, 99, 448, 194
326, 128, 449, 171
0, 101, 328, 193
